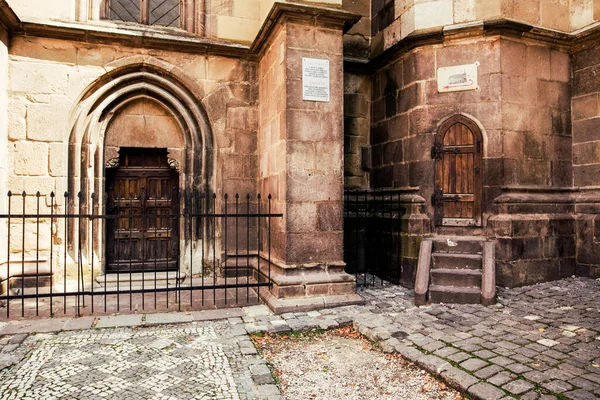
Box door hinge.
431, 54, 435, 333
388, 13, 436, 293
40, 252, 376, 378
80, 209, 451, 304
431, 143, 443, 159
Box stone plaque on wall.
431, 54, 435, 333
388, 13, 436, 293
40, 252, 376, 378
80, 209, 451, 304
302, 58, 330, 102
437, 62, 479, 93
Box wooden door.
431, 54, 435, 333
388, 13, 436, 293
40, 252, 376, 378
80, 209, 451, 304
106, 148, 179, 272
433, 116, 482, 226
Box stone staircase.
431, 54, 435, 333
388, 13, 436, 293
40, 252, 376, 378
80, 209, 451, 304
415, 236, 496, 306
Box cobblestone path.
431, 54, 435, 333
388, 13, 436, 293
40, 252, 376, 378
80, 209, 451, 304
0, 321, 279, 400
239, 277, 600, 400
0, 277, 598, 400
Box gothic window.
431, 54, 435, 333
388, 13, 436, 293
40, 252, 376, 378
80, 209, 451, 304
103, 0, 182, 28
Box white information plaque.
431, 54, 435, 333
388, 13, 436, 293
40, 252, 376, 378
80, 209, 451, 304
302, 58, 330, 102
437, 62, 479, 93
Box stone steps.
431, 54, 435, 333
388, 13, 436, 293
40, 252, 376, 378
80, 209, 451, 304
430, 268, 482, 287
415, 236, 496, 306
428, 285, 481, 304
432, 253, 482, 270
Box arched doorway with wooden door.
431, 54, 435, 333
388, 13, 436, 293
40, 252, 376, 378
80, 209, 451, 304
432, 115, 483, 227
105, 148, 180, 273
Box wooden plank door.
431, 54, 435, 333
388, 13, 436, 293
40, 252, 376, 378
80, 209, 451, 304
433, 117, 482, 226
106, 148, 179, 272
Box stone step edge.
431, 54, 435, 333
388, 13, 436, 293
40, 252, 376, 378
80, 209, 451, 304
432, 253, 482, 259
428, 285, 481, 293
430, 268, 482, 276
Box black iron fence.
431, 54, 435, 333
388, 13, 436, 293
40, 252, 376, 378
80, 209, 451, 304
344, 190, 405, 286
0, 191, 282, 319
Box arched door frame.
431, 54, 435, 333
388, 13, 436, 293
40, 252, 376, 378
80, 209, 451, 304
432, 114, 484, 227
66, 57, 215, 275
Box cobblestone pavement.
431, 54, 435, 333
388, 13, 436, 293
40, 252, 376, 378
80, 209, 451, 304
237, 277, 600, 400
0, 320, 281, 400
0, 277, 599, 400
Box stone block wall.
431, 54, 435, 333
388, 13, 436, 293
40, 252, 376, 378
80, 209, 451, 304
371, 39, 503, 221
500, 39, 572, 188
368, 35, 575, 287
372, 0, 599, 57
343, 0, 371, 59
0, 24, 8, 246
258, 22, 287, 262
573, 40, 600, 278
5, 35, 258, 267
344, 72, 370, 189
492, 212, 576, 287
284, 20, 345, 265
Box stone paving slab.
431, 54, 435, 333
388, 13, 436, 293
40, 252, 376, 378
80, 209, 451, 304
94, 314, 144, 328
62, 316, 95, 331
144, 312, 193, 325
0, 317, 68, 334
191, 308, 244, 321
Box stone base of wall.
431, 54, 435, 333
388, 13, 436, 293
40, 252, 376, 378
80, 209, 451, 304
490, 188, 577, 287
575, 190, 600, 279
257, 258, 364, 313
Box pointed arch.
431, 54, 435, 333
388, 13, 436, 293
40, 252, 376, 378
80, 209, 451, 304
67, 56, 214, 272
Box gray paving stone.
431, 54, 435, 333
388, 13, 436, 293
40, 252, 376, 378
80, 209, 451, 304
502, 379, 535, 395
415, 354, 452, 374
191, 308, 245, 321
474, 349, 497, 359
487, 371, 516, 386
489, 355, 515, 366
520, 391, 540, 400
242, 305, 272, 318
95, 314, 143, 328
230, 324, 247, 336
62, 316, 95, 331
8, 333, 28, 344
461, 357, 489, 372
144, 312, 193, 325
468, 382, 506, 400
505, 362, 532, 374
474, 365, 505, 379
433, 346, 460, 357
250, 364, 274, 385
448, 351, 471, 363
440, 366, 479, 392
541, 379, 572, 393
1, 318, 66, 334
563, 389, 597, 400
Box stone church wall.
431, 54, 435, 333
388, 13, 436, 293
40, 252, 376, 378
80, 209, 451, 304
573, 40, 600, 279
5, 34, 258, 272
369, 35, 575, 287
0, 23, 8, 243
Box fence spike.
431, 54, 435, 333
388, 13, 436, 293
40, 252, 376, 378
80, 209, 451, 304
36, 191, 41, 197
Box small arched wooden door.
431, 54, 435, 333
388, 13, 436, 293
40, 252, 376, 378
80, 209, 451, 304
432, 116, 483, 227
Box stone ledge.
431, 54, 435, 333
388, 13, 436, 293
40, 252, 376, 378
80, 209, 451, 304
259, 289, 364, 314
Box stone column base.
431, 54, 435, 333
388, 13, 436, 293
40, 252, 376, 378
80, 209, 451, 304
257, 259, 365, 313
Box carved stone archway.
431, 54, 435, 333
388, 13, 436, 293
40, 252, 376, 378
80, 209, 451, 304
67, 56, 215, 275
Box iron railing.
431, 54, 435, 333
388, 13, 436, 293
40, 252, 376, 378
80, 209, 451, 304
0, 191, 282, 319
344, 190, 404, 286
